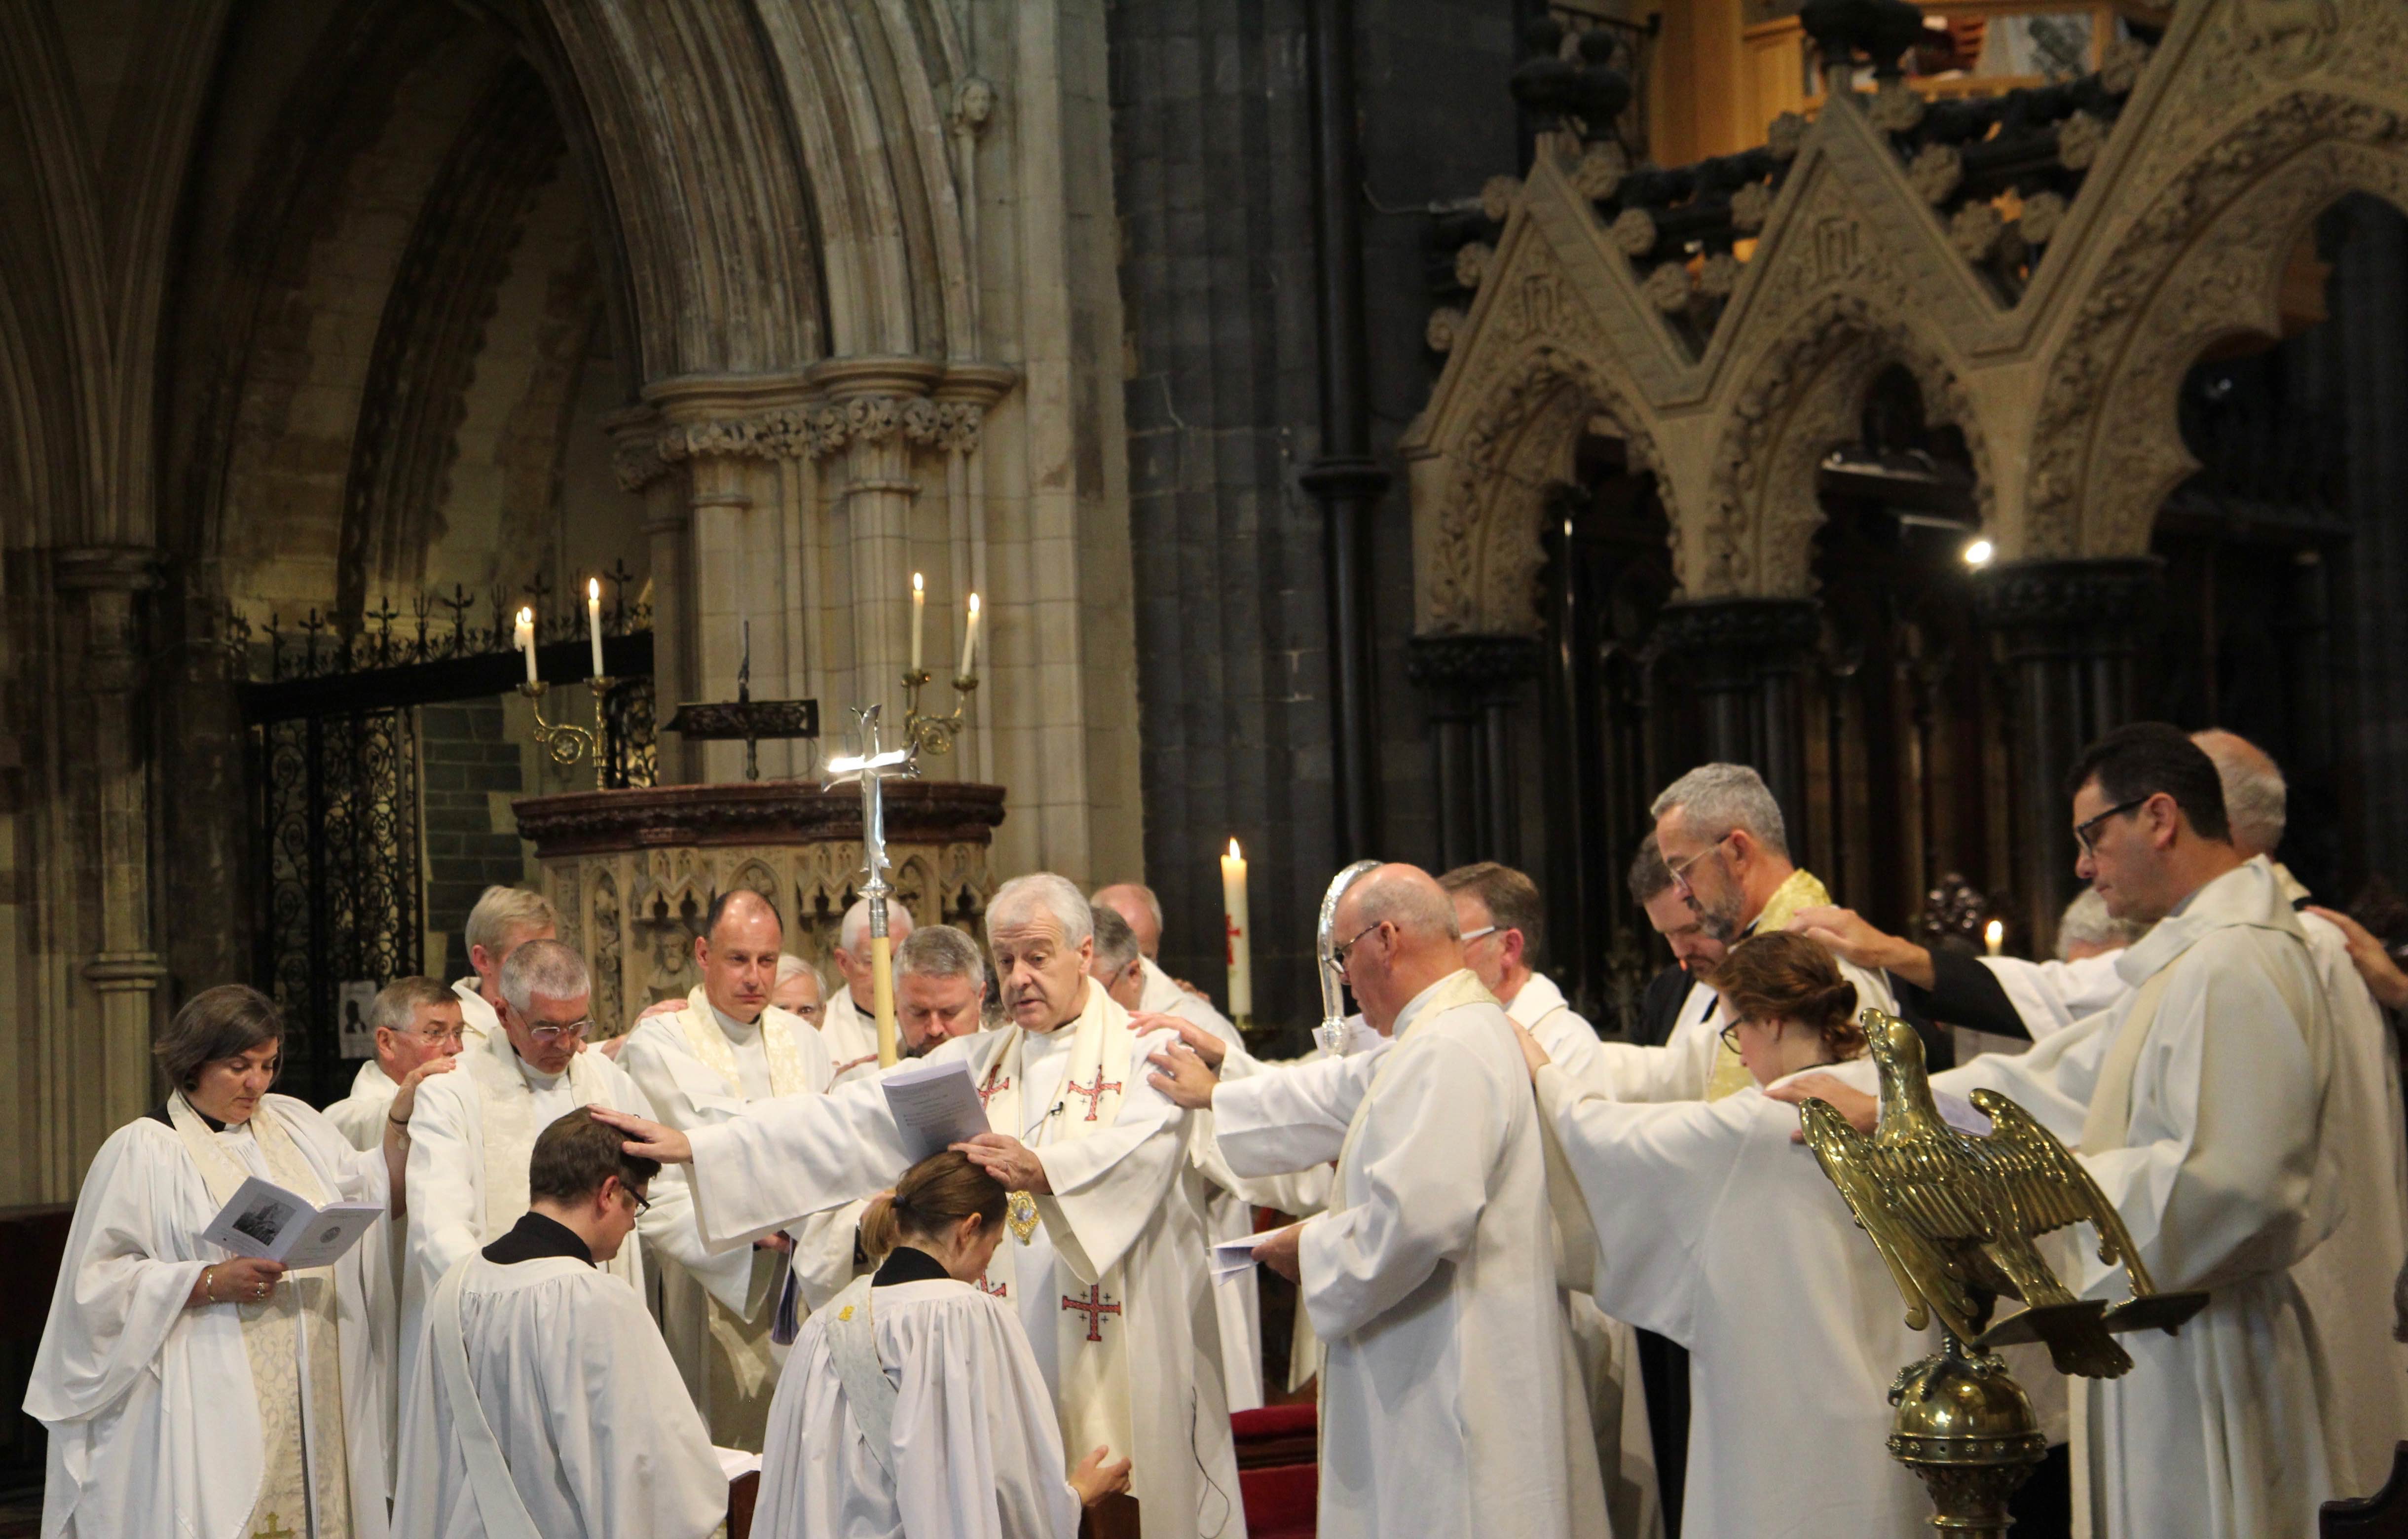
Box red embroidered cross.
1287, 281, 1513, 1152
1060, 1283, 1122, 1342
1066, 1070, 1121, 1122
976, 1273, 1008, 1299
978, 1074, 1012, 1109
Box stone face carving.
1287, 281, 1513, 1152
1403, 0, 2408, 633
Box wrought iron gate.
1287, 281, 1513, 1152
236, 582, 653, 1104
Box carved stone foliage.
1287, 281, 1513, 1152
642, 395, 986, 471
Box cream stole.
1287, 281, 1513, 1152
1705, 866, 1835, 1100
673, 986, 815, 1098
976, 995, 1137, 1464
170, 1093, 355, 1539
459, 1029, 640, 1291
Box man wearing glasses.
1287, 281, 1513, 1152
400, 938, 755, 1403
324, 976, 468, 1150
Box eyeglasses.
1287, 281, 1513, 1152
2073, 797, 2152, 856
1719, 1018, 1746, 1054
406, 1025, 467, 1047
1332, 920, 1389, 976
624, 1186, 652, 1217
1459, 925, 1498, 946
528, 1018, 593, 1043
1665, 833, 1734, 894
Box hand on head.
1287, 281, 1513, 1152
587, 1106, 694, 1165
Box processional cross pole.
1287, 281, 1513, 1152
825, 703, 918, 1067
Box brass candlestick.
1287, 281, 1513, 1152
902, 668, 979, 756
519, 676, 613, 788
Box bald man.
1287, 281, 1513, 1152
1214, 865, 1606, 1539
616, 888, 838, 1450
1095, 881, 1240, 1043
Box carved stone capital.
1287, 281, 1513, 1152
1404, 633, 1542, 700
82, 951, 169, 993
601, 405, 673, 492
1971, 558, 2164, 640
1652, 598, 1821, 662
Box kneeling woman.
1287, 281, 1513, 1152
759, 1150, 1130, 1538
1520, 931, 1932, 1539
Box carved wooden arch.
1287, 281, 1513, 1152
1416, 335, 1675, 636
2026, 90, 2408, 556
1697, 289, 1997, 598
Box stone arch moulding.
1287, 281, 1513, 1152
1697, 288, 1998, 601
1408, 331, 1675, 638
2026, 89, 2408, 558
2062, 123, 2408, 557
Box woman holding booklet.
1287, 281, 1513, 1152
26, 984, 445, 1539
759, 1148, 1130, 1538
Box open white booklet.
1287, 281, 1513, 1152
200, 1175, 382, 1269
882, 1057, 991, 1162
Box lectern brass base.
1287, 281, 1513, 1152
1887, 1332, 2049, 1536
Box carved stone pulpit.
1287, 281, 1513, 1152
510, 779, 1006, 1037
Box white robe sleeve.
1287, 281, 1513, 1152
1211, 1046, 1385, 1177
686, 1072, 923, 1249
891, 1293, 1085, 1539
1981, 951, 2128, 1042
613, 1072, 758, 1313
404, 1070, 486, 1297
1578, 1037, 1710, 1104
1296, 1034, 1498, 1342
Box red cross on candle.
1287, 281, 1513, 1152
978, 1074, 1012, 1109
1066, 1070, 1122, 1122
1060, 1283, 1122, 1342
1226, 914, 1241, 966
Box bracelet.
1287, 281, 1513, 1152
200, 1264, 220, 1305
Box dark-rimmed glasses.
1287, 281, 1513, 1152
1332, 920, 1390, 976
2074, 797, 2151, 856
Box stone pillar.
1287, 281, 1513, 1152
1651, 598, 1821, 837
1405, 634, 1541, 871
54, 546, 168, 1138
815, 359, 945, 749
1973, 557, 2162, 954
605, 406, 693, 780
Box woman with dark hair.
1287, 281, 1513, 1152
757, 1148, 1131, 1538
27, 983, 448, 1539
1517, 931, 1932, 1539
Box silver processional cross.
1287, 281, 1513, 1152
824, 704, 917, 1066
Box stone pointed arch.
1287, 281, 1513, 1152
1697, 289, 1997, 599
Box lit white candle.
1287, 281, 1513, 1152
1985, 918, 2005, 957
1221, 838, 1253, 1020
911, 572, 926, 672
586, 579, 604, 678
515, 606, 538, 684
959, 592, 982, 677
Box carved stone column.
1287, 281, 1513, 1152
1651, 598, 1821, 836
1973, 558, 2162, 955
1406, 633, 1542, 871
815, 358, 945, 741
54, 546, 168, 1133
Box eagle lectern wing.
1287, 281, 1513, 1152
1966, 1090, 2162, 1296
1799, 1096, 1984, 1342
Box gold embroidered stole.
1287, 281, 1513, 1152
674, 987, 815, 1098
975, 991, 1137, 1462
170, 1095, 354, 1539
1704, 866, 1835, 1100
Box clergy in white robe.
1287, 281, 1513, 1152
599, 873, 1245, 1539
760, 1149, 1129, 1539
27, 984, 415, 1539
617, 889, 836, 1450
1235, 864, 1605, 1539
392, 1108, 726, 1539
819, 894, 918, 1084
1439, 861, 1659, 1539
401, 940, 752, 1398
1537, 931, 1932, 1539
447, 885, 559, 1046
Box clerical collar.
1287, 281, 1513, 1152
711, 1001, 762, 1045
148, 1094, 230, 1133
513, 1047, 565, 1092
873, 1245, 953, 1287
483, 1210, 594, 1266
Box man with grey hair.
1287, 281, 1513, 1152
819, 893, 918, 1078
771, 953, 824, 1024
403, 938, 752, 1405
452, 884, 559, 1045
1095, 879, 1242, 1043
1088, 904, 1147, 1010
325, 977, 467, 1151
596, 870, 1241, 1539
1651, 764, 1896, 1099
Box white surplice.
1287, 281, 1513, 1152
1539, 1053, 1931, 1539
1576, 956, 1889, 1105
28, 1096, 395, 1539
818, 989, 885, 1088
617, 991, 839, 1448
682, 982, 1245, 1539
1978, 951, 2129, 1043
1288, 969, 1605, 1539
326, 1060, 402, 1151
450, 978, 496, 1045
1139, 957, 1264, 1413
390, 1252, 725, 1539
759, 1268, 1084, 1539
1934, 857, 2339, 1539
401, 1026, 753, 1397
324, 1060, 411, 1501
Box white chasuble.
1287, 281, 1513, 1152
618, 989, 839, 1449
1539, 1054, 1932, 1539
28, 1094, 393, 1539
1935, 857, 2339, 1539
760, 1275, 1085, 1539
1296, 969, 1606, 1539
683, 983, 1247, 1539
390, 1255, 725, 1539
401, 1024, 752, 1397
